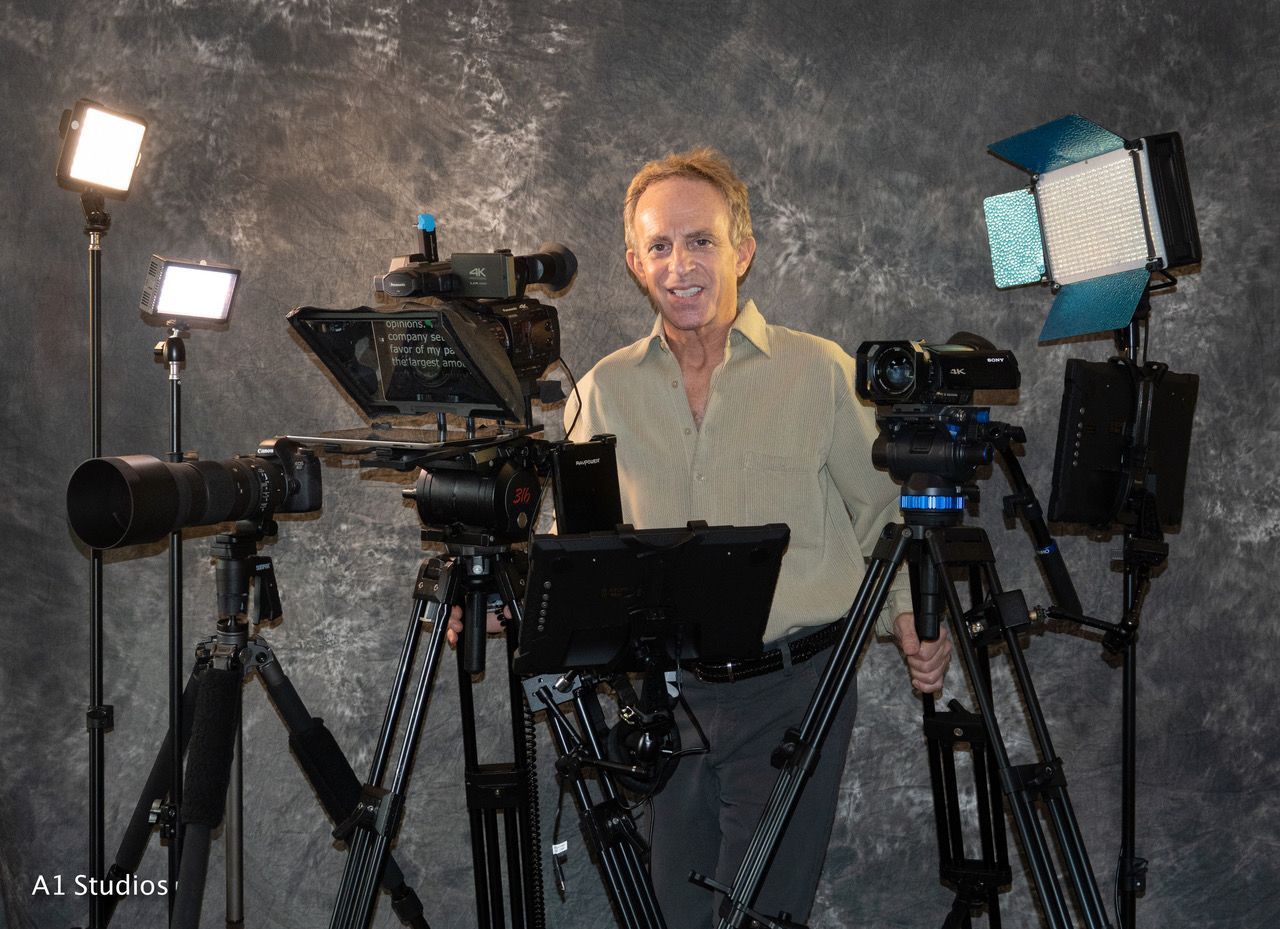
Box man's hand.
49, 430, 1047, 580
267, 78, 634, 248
892, 612, 952, 695
446, 604, 507, 648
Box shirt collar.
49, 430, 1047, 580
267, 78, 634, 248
643, 298, 772, 361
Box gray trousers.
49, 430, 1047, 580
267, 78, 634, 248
650, 637, 857, 929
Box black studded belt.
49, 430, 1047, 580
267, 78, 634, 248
682, 621, 840, 684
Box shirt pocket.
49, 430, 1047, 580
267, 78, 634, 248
741, 450, 824, 550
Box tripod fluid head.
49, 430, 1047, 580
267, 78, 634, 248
401, 431, 546, 547
875, 404, 1025, 525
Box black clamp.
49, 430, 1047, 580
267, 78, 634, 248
333, 785, 405, 842
1000, 757, 1068, 797
770, 727, 821, 776
85, 704, 114, 733
1119, 854, 1149, 893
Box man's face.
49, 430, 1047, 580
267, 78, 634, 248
626, 176, 756, 340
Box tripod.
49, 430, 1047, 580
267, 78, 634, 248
100, 519, 428, 929
327, 537, 544, 929
700, 409, 1113, 929
524, 671, 669, 929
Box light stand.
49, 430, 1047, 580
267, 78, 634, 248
153, 323, 188, 914
57, 97, 147, 929
137, 254, 241, 919
1042, 291, 1196, 928
84, 188, 113, 929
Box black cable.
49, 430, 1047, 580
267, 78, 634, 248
522, 692, 548, 927
556, 356, 585, 440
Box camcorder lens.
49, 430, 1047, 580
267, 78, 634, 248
875, 347, 916, 398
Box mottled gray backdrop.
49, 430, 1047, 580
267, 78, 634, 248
2, 1, 1277, 927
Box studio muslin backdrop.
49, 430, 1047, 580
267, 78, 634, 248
1, 1, 1277, 927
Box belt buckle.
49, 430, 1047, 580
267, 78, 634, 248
722, 660, 737, 683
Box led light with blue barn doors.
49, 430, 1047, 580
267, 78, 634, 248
55, 98, 147, 198
139, 256, 241, 325
983, 114, 1200, 341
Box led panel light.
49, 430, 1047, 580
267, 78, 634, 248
1037, 147, 1163, 285
56, 99, 147, 199
982, 115, 1200, 341
140, 256, 240, 324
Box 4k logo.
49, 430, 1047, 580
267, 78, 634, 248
512, 487, 534, 506
469, 267, 487, 279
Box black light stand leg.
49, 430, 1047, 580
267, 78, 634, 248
328, 556, 457, 929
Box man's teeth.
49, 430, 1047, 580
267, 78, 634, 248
672, 287, 703, 297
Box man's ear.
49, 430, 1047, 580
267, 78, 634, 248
736, 235, 757, 280
625, 248, 649, 295
625, 248, 642, 281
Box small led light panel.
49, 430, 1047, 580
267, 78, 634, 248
55, 99, 147, 198
983, 114, 1200, 341
139, 256, 241, 324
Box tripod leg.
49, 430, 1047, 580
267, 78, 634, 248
922, 563, 1013, 929
250, 640, 429, 928
928, 531, 1111, 929
991, 599, 1109, 929
171, 665, 242, 929
498, 563, 547, 929
457, 641, 497, 929
99, 667, 200, 926
329, 558, 458, 929
712, 524, 911, 929
531, 683, 667, 929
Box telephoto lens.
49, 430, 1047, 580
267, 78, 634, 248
66, 440, 320, 549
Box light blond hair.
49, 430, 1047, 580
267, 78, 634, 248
623, 147, 753, 255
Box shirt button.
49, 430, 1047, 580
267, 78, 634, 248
671, 380, 679, 389
695, 472, 706, 482
684, 427, 691, 436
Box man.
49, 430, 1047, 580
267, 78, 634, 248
557, 147, 952, 926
